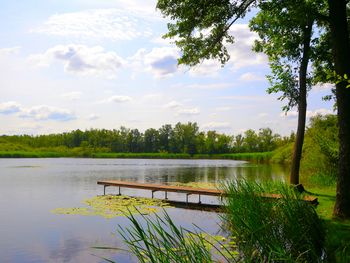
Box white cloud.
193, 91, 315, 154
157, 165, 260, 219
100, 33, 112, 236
29, 44, 124, 77
281, 108, 334, 118
258, 113, 268, 118
177, 107, 200, 116
129, 47, 179, 77
215, 106, 231, 112
312, 83, 334, 91
0, 101, 75, 121
104, 95, 132, 103
227, 24, 268, 71
0, 101, 22, 114
0, 46, 21, 56
87, 114, 99, 120
32, 9, 153, 41
174, 82, 233, 90
163, 100, 182, 109
189, 59, 223, 77
306, 109, 334, 118
202, 122, 231, 129
61, 91, 82, 100
239, 72, 265, 82
19, 105, 76, 121
143, 94, 163, 101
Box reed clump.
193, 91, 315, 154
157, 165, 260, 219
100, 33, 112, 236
118, 210, 238, 263
221, 180, 326, 262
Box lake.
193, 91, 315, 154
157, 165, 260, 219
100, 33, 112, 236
0, 158, 288, 263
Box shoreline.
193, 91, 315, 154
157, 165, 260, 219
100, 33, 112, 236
0, 151, 273, 163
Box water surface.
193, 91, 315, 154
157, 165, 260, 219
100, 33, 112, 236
0, 158, 288, 262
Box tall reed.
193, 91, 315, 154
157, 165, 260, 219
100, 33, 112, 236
221, 180, 326, 262
118, 209, 237, 263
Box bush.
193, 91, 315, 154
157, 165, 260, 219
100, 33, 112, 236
221, 180, 326, 262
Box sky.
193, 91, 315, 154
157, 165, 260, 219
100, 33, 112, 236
0, 0, 334, 136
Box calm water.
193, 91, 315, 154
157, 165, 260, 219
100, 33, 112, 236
0, 158, 288, 263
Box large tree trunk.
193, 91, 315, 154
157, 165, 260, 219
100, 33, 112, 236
328, 0, 350, 219
289, 19, 313, 186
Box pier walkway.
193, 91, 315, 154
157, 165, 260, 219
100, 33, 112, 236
97, 180, 318, 205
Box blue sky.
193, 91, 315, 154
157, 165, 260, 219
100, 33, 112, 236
0, 0, 334, 136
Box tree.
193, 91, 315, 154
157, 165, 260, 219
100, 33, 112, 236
173, 122, 199, 155
243, 129, 259, 152
250, 0, 316, 185
144, 128, 160, 153
156, 0, 350, 218
258, 128, 277, 152
326, 0, 350, 218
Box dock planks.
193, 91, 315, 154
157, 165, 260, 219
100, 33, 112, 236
97, 180, 318, 205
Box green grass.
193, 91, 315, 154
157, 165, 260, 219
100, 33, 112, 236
92, 152, 192, 159
0, 149, 273, 162
221, 180, 326, 262
0, 151, 69, 158
304, 185, 350, 263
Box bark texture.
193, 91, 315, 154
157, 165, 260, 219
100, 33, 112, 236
328, 0, 350, 219
289, 19, 313, 185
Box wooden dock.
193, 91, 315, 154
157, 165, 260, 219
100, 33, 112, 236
97, 180, 318, 205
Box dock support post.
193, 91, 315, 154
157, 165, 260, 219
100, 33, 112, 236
186, 193, 191, 203
103, 185, 107, 195
165, 191, 168, 200
118, 186, 121, 196
198, 194, 201, 204
152, 190, 157, 198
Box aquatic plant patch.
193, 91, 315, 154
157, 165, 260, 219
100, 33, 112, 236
51, 195, 172, 219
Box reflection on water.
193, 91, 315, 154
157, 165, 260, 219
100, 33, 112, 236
0, 158, 288, 263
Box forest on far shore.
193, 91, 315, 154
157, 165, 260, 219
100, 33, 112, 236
1, 121, 292, 155
0, 115, 338, 178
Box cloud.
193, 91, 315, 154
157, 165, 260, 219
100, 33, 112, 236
143, 94, 163, 101
281, 108, 334, 118
202, 122, 231, 129
129, 47, 179, 77
61, 91, 82, 100
177, 107, 200, 116
239, 72, 265, 82
189, 59, 223, 77
0, 101, 22, 114
173, 82, 233, 90
163, 100, 182, 109
29, 44, 124, 77
258, 113, 269, 118
32, 9, 153, 41
20, 105, 76, 121
0, 101, 75, 121
312, 83, 334, 92
103, 95, 132, 103
215, 106, 231, 112
87, 114, 99, 120
0, 46, 21, 56
227, 24, 268, 71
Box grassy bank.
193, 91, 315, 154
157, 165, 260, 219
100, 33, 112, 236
0, 151, 70, 158
0, 150, 273, 163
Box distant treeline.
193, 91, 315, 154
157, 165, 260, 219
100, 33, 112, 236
0, 122, 293, 155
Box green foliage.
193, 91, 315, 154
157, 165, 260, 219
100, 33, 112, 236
271, 114, 338, 184
51, 195, 171, 219
0, 122, 286, 157
119, 210, 238, 263
221, 180, 326, 262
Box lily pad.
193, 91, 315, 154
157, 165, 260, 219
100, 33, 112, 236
51, 195, 172, 219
